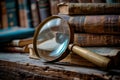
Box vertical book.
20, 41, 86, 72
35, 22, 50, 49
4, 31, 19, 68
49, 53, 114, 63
5, 0, 18, 27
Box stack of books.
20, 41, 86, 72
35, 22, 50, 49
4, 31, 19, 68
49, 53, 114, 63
56, 0, 120, 68
0, 0, 51, 29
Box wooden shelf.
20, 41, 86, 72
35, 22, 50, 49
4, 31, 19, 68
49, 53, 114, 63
0, 53, 120, 80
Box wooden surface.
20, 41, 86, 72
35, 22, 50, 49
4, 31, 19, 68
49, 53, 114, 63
0, 53, 120, 80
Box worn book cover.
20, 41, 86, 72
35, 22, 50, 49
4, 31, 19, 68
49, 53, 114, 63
58, 3, 120, 15
74, 33, 120, 47
58, 14, 120, 34
0, 27, 35, 43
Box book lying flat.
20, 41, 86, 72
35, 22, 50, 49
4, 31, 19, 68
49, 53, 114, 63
58, 3, 120, 15
0, 27, 35, 43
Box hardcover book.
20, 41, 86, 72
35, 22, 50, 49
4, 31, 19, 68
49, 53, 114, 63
77, 0, 92, 3
1, 37, 33, 47
0, 27, 35, 43
0, 46, 29, 53
38, 0, 51, 21
58, 14, 120, 34
17, 0, 29, 27
25, 0, 33, 27
50, 0, 59, 15
5, 0, 18, 27
74, 33, 120, 47
0, 0, 8, 29
106, 0, 120, 3
58, 3, 120, 15
91, 0, 106, 2
29, 0, 40, 27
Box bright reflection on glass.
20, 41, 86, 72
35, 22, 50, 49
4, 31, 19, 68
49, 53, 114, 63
36, 17, 70, 61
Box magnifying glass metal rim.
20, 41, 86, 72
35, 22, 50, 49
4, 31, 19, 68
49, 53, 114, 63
33, 16, 112, 69
33, 15, 74, 62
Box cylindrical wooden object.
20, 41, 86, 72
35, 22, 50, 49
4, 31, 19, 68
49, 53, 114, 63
69, 44, 111, 68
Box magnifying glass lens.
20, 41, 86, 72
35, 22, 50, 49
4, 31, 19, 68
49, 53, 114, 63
36, 17, 71, 61
34, 16, 111, 68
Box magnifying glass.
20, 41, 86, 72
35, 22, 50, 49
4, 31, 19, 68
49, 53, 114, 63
33, 16, 111, 68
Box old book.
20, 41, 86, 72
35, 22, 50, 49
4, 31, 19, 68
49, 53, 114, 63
1, 37, 33, 47
17, 0, 29, 27
74, 33, 120, 47
61, 47, 120, 68
6, 0, 19, 27
106, 0, 120, 3
58, 14, 120, 34
58, 3, 120, 15
0, 27, 35, 43
59, 0, 79, 3
0, 1, 2, 29
78, 0, 105, 3
38, 0, 51, 21
92, 0, 106, 3
0, 46, 29, 53
50, 0, 59, 15
0, 0, 8, 29
25, 0, 33, 28
29, 0, 40, 27
77, 0, 92, 3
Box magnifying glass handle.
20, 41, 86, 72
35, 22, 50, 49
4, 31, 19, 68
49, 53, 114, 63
69, 44, 111, 68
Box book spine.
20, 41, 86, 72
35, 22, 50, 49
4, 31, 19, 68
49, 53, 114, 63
5, 0, 18, 28
50, 0, 59, 15
29, 0, 40, 27
74, 33, 120, 47
17, 0, 28, 28
0, 0, 8, 29
92, 0, 106, 3
0, 1, 2, 29
38, 0, 51, 21
25, 0, 33, 27
59, 0, 79, 3
0, 46, 29, 53
67, 3, 120, 15
0, 38, 33, 47
106, 0, 120, 3
77, 0, 92, 3
59, 15, 120, 34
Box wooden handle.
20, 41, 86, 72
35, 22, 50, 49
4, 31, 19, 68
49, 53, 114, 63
69, 44, 111, 68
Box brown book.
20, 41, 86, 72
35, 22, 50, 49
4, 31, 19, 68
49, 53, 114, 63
38, 0, 51, 21
74, 33, 120, 47
0, 46, 29, 53
50, 0, 60, 15
91, 0, 106, 3
58, 14, 120, 34
58, 3, 120, 15
61, 47, 120, 68
1, 0, 8, 29
17, 0, 29, 27
29, 0, 40, 27
77, 0, 92, 3
0, 1, 2, 29
1, 38, 33, 47
59, 0, 79, 3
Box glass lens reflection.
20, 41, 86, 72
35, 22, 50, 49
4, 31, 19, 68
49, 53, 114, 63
36, 18, 70, 61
